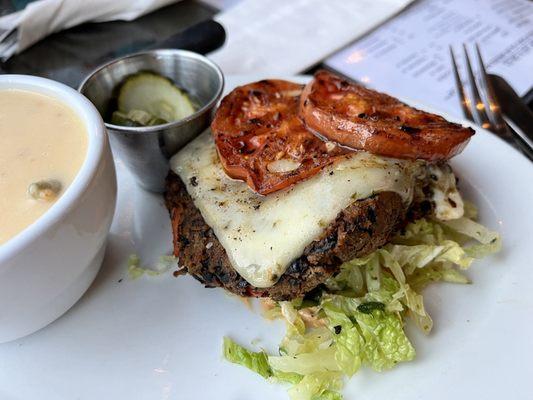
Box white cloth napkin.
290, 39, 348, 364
210, 0, 415, 75
0, 0, 180, 61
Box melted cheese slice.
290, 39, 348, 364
170, 131, 425, 288
428, 164, 464, 220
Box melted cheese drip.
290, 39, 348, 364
429, 164, 464, 220
171, 131, 426, 288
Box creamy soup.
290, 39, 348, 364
0, 89, 88, 245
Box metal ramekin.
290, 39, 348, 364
79, 49, 224, 192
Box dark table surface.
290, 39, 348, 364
1, 0, 531, 110
0, 0, 216, 88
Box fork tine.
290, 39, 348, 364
449, 46, 474, 122
462, 44, 491, 129
474, 43, 510, 136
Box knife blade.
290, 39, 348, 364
488, 73, 533, 142
91, 19, 226, 70
147, 19, 226, 55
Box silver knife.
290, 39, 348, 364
488, 74, 533, 142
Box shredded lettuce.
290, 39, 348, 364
223, 210, 501, 399
269, 347, 340, 375
127, 254, 177, 279
272, 369, 303, 384
322, 289, 415, 373
288, 372, 343, 400
223, 337, 272, 379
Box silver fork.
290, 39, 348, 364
449, 44, 533, 162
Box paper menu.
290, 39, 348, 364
325, 0, 533, 118
209, 0, 414, 76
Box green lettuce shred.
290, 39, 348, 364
223, 337, 272, 379
272, 370, 303, 385
127, 254, 177, 279
288, 372, 343, 400
223, 210, 501, 399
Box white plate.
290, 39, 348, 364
1, 76, 532, 400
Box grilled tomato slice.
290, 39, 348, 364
211, 79, 350, 195
300, 70, 474, 161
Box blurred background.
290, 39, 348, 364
1, 0, 532, 117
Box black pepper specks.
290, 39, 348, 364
189, 176, 198, 187
179, 235, 190, 246
399, 125, 421, 135
248, 117, 262, 125
367, 207, 376, 223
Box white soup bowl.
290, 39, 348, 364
0, 75, 117, 343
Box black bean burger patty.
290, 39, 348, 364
164, 171, 432, 301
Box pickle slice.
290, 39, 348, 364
111, 110, 169, 127
117, 72, 195, 123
